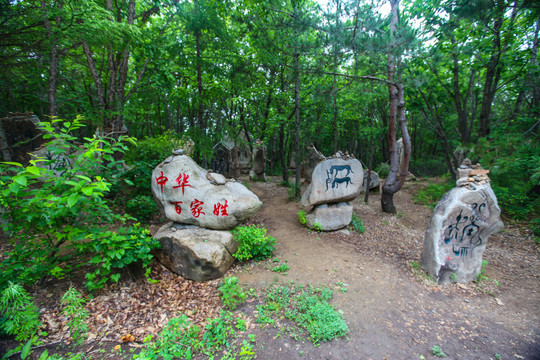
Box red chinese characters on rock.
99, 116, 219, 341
173, 173, 192, 195
190, 199, 205, 218
155, 171, 168, 193
213, 200, 229, 217
170, 201, 183, 215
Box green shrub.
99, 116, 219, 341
61, 287, 89, 345
231, 225, 276, 262
126, 195, 158, 221
493, 186, 534, 220
0, 282, 42, 343
287, 182, 300, 201
297, 210, 307, 226
286, 286, 348, 344
413, 181, 453, 208
124, 132, 184, 168
272, 263, 290, 273
0, 117, 159, 291
218, 276, 247, 310
376, 163, 390, 178
349, 213, 365, 233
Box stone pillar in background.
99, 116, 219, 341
421, 161, 503, 283
250, 140, 267, 181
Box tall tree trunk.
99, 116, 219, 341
294, 49, 301, 199
381, 0, 411, 214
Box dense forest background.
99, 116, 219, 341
0, 0, 538, 222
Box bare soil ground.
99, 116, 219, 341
232, 178, 540, 360
1, 176, 539, 359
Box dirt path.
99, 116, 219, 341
232, 178, 540, 360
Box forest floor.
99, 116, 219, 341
1, 176, 539, 360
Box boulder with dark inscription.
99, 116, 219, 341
306, 202, 353, 231
301, 158, 363, 207
152, 154, 262, 230
421, 183, 504, 284
153, 223, 238, 281
361, 171, 380, 192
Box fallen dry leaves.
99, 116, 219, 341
38, 262, 223, 344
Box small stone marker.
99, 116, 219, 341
301, 154, 363, 231
301, 157, 363, 207
421, 163, 503, 283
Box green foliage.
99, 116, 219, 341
231, 225, 276, 262
124, 132, 184, 168
272, 263, 290, 273
0, 282, 42, 343
287, 286, 348, 344
311, 222, 323, 232
126, 195, 158, 221
474, 134, 539, 222
0, 118, 159, 291
255, 283, 348, 344
349, 213, 365, 233
135, 315, 201, 360
476, 260, 489, 283
218, 277, 247, 310
60, 287, 89, 346
288, 183, 301, 202
82, 223, 160, 291
297, 210, 307, 226
413, 181, 453, 208
432, 345, 446, 357
376, 163, 390, 178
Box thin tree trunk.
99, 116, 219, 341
294, 50, 301, 199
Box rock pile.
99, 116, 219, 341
421, 161, 503, 284
151, 152, 262, 281
455, 159, 490, 188
301, 154, 363, 231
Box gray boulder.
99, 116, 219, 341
421, 183, 504, 284
361, 171, 380, 191
306, 202, 353, 231
301, 158, 363, 207
153, 223, 238, 281
152, 154, 262, 230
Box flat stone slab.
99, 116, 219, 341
421, 183, 504, 284
301, 158, 363, 207
153, 223, 238, 282
152, 155, 262, 230
306, 202, 353, 231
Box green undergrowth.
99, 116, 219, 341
231, 225, 276, 262
255, 281, 348, 344
412, 178, 454, 208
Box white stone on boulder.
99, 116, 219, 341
421, 183, 504, 284
153, 223, 238, 281
152, 155, 262, 230
301, 158, 363, 207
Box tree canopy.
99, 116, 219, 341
1, 0, 538, 216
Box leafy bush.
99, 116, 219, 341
61, 287, 89, 345
272, 263, 290, 273
285, 286, 348, 344
218, 276, 247, 310
124, 132, 184, 168
376, 162, 390, 178
0, 282, 42, 343
413, 180, 453, 208
297, 210, 307, 226
287, 182, 300, 201
350, 213, 365, 233
0, 117, 160, 291
231, 225, 276, 262
126, 195, 158, 221
493, 186, 534, 220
